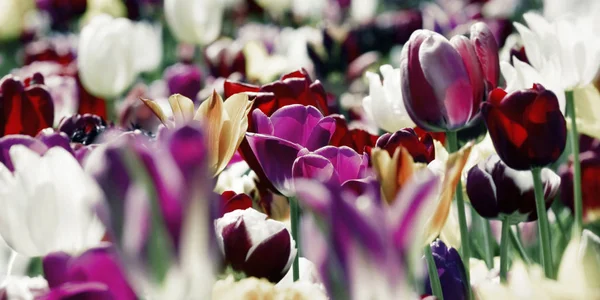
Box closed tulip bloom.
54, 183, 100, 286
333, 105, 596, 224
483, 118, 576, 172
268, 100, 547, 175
423, 239, 468, 300
376, 128, 435, 164
482, 84, 567, 170
400, 22, 499, 132
0, 146, 104, 257
215, 208, 296, 283
362, 65, 415, 133
466, 154, 560, 223
164, 0, 223, 45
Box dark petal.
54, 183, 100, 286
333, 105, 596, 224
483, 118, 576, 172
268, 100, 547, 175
221, 191, 253, 216
579, 154, 600, 222
425, 239, 468, 300
164, 63, 202, 101
223, 80, 260, 99
59, 114, 107, 145
243, 228, 292, 283
42, 252, 71, 288
164, 125, 207, 183
0, 135, 48, 171
491, 158, 533, 221
76, 73, 107, 120
329, 116, 378, 154
470, 22, 500, 89
0, 76, 54, 137
305, 116, 337, 151
222, 217, 252, 270
465, 159, 500, 219
23, 84, 54, 136
376, 128, 435, 163
450, 35, 484, 111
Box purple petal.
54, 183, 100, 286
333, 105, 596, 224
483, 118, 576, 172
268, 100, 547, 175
0, 135, 48, 171
222, 217, 252, 270
419, 33, 474, 129
450, 35, 484, 107
270, 105, 326, 148
245, 133, 307, 195
244, 228, 292, 283
465, 158, 500, 219
38, 282, 112, 300
304, 116, 337, 151
163, 125, 207, 183
252, 109, 274, 135
292, 153, 339, 185
36, 130, 73, 154
42, 252, 71, 288
293, 179, 333, 217
313, 146, 367, 184
470, 22, 500, 89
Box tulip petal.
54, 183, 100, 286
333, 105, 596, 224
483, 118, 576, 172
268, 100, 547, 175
0, 135, 48, 172
270, 105, 326, 149
470, 22, 500, 88
43, 252, 71, 288
244, 228, 293, 283
372, 147, 416, 204
450, 35, 484, 107
292, 153, 339, 185
196, 91, 226, 173
313, 146, 366, 184
141, 98, 169, 126
221, 217, 252, 270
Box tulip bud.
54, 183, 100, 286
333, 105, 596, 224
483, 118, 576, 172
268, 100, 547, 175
376, 128, 435, 164
423, 239, 469, 300
466, 154, 560, 223
400, 22, 499, 132
482, 84, 567, 170
215, 208, 297, 283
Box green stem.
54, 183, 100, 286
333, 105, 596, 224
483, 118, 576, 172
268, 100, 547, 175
551, 205, 569, 243
499, 219, 510, 283
566, 91, 583, 235
482, 219, 494, 269
532, 167, 554, 278
509, 226, 532, 265
446, 131, 471, 279
425, 245, 444, 300
289, 197, 300, 281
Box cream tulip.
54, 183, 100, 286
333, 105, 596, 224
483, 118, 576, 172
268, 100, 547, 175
0, 0, 35, 41
164, 0, 223, 45
0, 146, 104, 257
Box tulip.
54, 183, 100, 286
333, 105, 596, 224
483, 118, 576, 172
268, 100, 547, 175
376, 128, 435, 164
466, 155, 560, 223
328, 116, 379, 155
400, 22, 499, 132
0, 276, 48, 299
0, 75, 54, 137
164, 0, 223, 45
0, 145, 104, 257
423, 239, 469, 300
0, 0, 35, 41
292, 146, 369, 186
81, 0, 126, 22
41, 245, 136, 299
164, 63, 202, 101
58, 114, 108, 145
204, 38, 246, 79
559, 134, 600, 223
363, 65, 416, 133
215, 208, 297, 283
35, 0, 87, 30
482, 84, 567, 170
220, 191, 253, 216
142, 92, 253, 176
245, 104, 336, 195
213, 274, 327, 299
0, 132, 73, 172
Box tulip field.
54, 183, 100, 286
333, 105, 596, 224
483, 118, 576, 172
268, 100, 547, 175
0, 0, 599, 299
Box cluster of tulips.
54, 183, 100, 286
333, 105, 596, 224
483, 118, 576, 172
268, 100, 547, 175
0, 0, 599, 299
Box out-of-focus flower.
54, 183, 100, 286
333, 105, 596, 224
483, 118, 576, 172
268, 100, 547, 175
350, 0, 378, 22
292, 146, 369, 186
466, 154, 560, 223
164, 0, 223, 45
400, 22, 499, 132
328, 116, 379, 154
423, 239, 468, 300
559, 134, 600, 223
514, 12, 600, 91
220, 191, 253, 216
243, 41, 289, 84
87, 125, 218, 298
0, 134, 68, 171
214, 161, 257, 195
41, 245, 136, 299
254, 0, 291, 18
78, 15, 162, 98
215, 208, 296, 283
0, 276, 48, 299
0, 146, 104, 257
143, 92, 253, 176
204, 38, 246, 80
245, 105, 336, 195
291, 0, 326, 20
568, 84, 600, 141
80, 0, 126, 22
58, 114, 108, 145
295, 173, 440, 299
0, 74, 54, 137
36, 0, 87, 30
274, 27, 321, 75
0, 0, 35, 41
482, 84, 567, 170
363, 65, 416, 133
213, 275, 327, 299
164, 63, 202, 101
376, 128, 435, 164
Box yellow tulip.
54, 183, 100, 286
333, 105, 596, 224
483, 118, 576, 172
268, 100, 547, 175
143, 92, 253, 177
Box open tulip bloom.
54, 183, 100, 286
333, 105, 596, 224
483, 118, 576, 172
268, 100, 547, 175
2, 1, 600, 299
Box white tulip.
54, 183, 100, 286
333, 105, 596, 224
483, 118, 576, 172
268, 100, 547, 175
0, 0, 35, 41
131, 22, 163, 73
0, 146, 104, 257
164, 0, 223, 45
351, 0, 378, 23
362, 65, 415, 133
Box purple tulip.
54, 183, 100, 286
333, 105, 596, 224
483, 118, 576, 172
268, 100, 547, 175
0, 133, 72, 171
215, 208, 296, 283
466, 154, 560, 223
164, 63, 202, 101
423, 239, 468, 300
40, 245, 136, 300
400, 22, 499, 132
295, 170, 441, 299
292, 146, 369, 186
245, 105, 337, 195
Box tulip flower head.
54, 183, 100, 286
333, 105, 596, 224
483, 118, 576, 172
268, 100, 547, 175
143, 92, 253, 176
482, 84, 567, 170
466, 154, 560, 223
215, 208, 297, 283
423, 239, 469, 300
400, 22, 499, 132
164, 0, 223, 45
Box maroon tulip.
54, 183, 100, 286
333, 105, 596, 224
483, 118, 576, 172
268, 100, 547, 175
329, 116, 379, 154
204, 39, 246, 79
376, 128, 435, 163
58, 114, 107, 145
215, 208, 296, 283
164, 63, 202, 101
400, 22, 499, 132
0, 75, 54, 137
221, 191, 253, 216
482, 84, 567, 170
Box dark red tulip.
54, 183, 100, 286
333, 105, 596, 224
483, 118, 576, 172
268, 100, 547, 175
482, 84, 567, 170
221, 191, 253, 216
329, 116, 379, 154
0, 75, 54, 137
466, 155, 560, 223
400, 22, 499, 132
76, 73, 107, 119
376, 128, 435, 163
204, 38, 246, 79
559, 135, 600, 223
